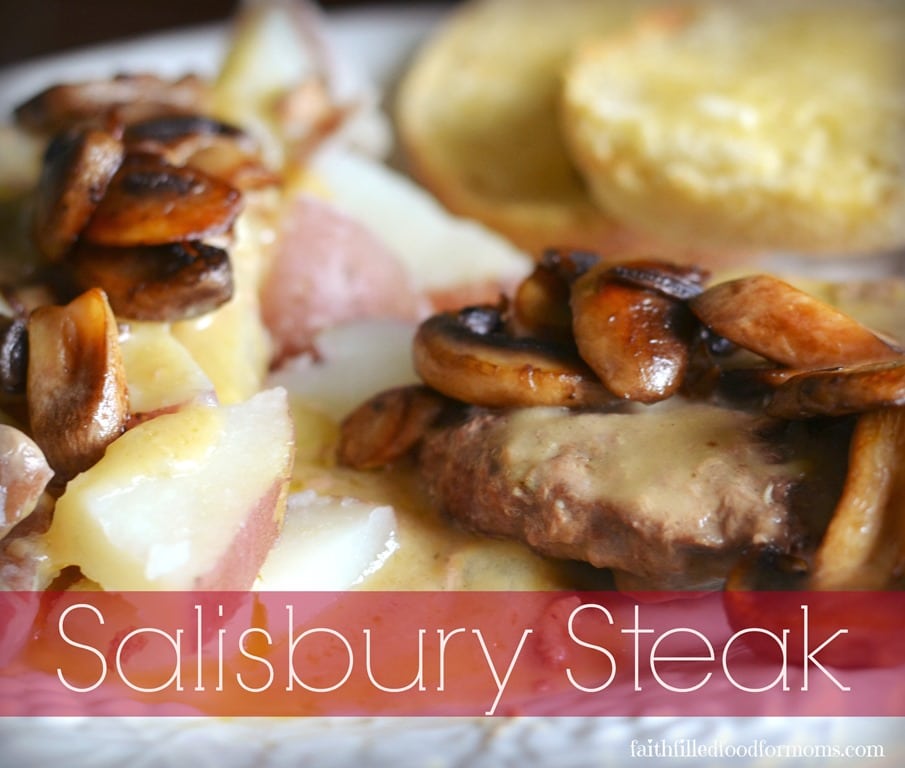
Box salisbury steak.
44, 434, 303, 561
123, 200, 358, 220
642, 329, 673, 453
419, 402, 845, 589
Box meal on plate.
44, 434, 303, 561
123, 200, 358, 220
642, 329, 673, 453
0, 0, 903, 605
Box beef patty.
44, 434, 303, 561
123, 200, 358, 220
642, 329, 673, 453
418, 401, 847, 589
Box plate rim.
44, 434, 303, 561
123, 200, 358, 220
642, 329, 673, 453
0, 3, 902, 766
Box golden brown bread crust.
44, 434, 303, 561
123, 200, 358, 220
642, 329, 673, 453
399, 0, 905, 263
561, 0, 905, 256
395, 0, 738, 263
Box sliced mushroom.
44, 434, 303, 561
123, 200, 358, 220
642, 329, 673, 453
511, 262, 573, 341
413, 305, 614, 409
0, 425, 54, 541
26, 288, 128, 479
715, 365, 803, 406
32, 128, 124, 261
182, 142, 281, 191
510, 248, 601, 341
338, 385, 451, 470
767, 359, 905, 419
604, 259, 709, 301
14, 74, 210, 135
538, 247, 601, 283
81, 153, 243, 247
0, 315, 28, 395
809, 407, 905, 589
724, 408, 905, 595
571, 264, 696, 403
67, 240, 234, 322
122, 115, 277, 189
124, 115, 252, 159
690, 274, 902, 368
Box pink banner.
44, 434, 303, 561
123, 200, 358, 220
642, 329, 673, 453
0, 590, 902, 717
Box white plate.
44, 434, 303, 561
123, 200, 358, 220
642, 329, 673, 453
0, 5, 902, 766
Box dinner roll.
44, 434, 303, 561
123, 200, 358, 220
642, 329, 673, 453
561, 0, 905, 256
395, 0, 680, 259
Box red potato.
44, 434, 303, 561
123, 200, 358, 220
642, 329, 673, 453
0, 495, 56, 590
118, 322, 218, 425
0, 426, 53, 541
260, 195, 423, 360
47, 388, 294, 590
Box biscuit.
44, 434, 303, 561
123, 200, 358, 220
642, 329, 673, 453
395, 0, 675, 258
561, 0, 905, 256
